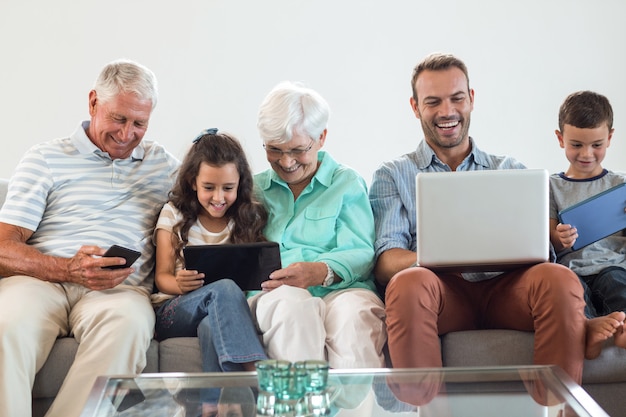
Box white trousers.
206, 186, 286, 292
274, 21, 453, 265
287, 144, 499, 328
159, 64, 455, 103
249, 286, 387, 368
0, 276, 154, 417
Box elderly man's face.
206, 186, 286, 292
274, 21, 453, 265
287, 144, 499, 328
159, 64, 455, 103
87, 90, 152, 160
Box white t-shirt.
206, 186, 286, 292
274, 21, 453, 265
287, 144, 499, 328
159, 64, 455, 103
151, 201, 234, 305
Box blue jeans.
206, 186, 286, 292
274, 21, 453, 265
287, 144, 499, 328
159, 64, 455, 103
580, 266, 626, 318
155, 279, 267, 372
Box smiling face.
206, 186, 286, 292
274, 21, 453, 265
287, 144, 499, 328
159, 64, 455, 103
557, 123, 613, 179
193, 162, 240, 221
411, 67, 474, 151
87, 90, 152, 159
265, 131, 324, 188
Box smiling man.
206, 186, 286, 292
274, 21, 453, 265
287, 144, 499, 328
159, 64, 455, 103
369, 52, 588, 391
0, 59, 179, 417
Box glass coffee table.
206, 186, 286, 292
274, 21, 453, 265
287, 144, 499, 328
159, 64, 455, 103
80, 365, 609, 417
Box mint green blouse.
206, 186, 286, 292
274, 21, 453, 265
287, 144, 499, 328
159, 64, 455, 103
254, 151, 378, 297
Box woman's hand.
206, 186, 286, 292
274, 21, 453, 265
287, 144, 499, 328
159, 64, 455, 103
261, 262, 328, 291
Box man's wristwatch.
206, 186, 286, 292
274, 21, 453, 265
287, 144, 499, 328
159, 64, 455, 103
322, 262, 335, 287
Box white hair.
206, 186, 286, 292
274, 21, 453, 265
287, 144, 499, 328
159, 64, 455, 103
257, 81, 330, 144
93, 59, 158, 110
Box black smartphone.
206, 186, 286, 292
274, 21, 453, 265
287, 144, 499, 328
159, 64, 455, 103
102, 245, 141, 270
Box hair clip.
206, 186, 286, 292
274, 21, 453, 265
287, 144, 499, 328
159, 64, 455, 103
192, 128, 219, 143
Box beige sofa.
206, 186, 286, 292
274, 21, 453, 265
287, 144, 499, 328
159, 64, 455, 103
1, 179, 625, 417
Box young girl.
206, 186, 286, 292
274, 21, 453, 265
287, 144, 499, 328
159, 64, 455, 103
152, 129, 268, 377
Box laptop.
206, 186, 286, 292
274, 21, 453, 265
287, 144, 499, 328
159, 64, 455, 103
415, 169, 550, 272
183, 241, 282, 291
558, 182, 626, 251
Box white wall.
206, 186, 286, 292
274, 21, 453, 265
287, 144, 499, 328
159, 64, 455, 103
1, 0, 625, 184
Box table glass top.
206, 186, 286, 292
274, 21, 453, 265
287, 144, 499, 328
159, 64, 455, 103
80, 365, 609, 417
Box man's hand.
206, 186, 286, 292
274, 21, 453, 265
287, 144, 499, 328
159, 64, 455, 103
374, 248, 417, 285
261, 262, 328, 291
66, 246, 134, 290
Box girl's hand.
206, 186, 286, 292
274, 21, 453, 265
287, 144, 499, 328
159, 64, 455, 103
175, 269, 205, 294
555, 223, 578, 249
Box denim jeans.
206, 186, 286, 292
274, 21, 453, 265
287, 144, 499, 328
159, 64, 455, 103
580, 266, 626, 318
155, 279, 267, 372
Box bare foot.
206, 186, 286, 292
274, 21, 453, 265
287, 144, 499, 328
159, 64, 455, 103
614, 312, 626, 349
585, 312, 626, 359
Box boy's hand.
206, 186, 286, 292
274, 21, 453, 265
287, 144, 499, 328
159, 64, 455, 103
555, 223, 578, 249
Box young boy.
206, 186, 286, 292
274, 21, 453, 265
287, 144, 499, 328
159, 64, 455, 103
550, 90, 626, 359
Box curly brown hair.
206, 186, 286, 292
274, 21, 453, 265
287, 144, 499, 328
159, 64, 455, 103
168, 131, 268, 264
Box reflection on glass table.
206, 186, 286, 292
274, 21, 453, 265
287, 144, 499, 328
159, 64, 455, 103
80, 365, 609, 417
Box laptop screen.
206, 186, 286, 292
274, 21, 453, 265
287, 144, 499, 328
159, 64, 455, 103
415, 169, 550, 272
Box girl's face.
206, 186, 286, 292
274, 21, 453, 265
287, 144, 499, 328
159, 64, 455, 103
193, 162, 240, 220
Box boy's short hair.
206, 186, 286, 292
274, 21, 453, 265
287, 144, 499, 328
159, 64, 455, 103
558, 90, 613, 132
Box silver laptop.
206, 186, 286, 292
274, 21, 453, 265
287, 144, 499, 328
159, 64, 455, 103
415, 169, 550, 271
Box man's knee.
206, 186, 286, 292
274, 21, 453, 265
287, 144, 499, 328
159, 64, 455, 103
525, 263, 584, 302
386, 267, 439, 302
533, 263, 580, 287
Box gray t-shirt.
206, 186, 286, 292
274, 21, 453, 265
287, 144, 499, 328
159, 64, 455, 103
550, 170, 626, 276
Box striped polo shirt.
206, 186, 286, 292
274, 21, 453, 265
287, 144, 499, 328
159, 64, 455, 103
0, 121, 180, 289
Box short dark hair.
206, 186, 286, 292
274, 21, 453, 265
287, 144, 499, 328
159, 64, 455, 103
558, 90, 613, 132
411, 52, 470, 102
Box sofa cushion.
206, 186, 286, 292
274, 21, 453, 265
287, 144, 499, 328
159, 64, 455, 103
32, 338, 80, 398
441, 329, 626, 385
442, 329, 534, 366
158, 337, 202, 373
583, 340, 626, 383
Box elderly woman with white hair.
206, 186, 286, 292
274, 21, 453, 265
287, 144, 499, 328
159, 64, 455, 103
250, 81, 386, 368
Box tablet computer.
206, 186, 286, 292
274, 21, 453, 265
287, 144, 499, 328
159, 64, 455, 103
183, 241, 281, 291
558, 182, 626, 251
